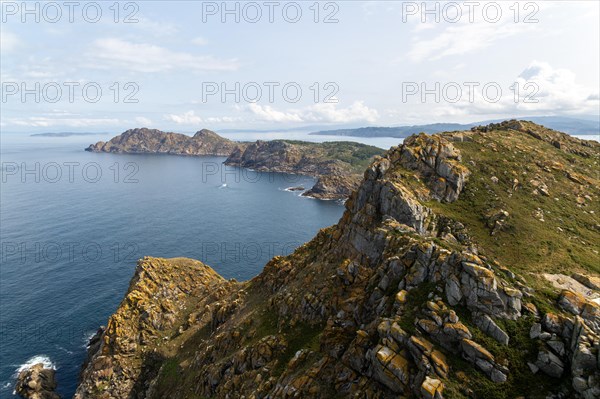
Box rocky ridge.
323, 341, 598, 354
85, 128, 241, 156
74, 121, 599, 398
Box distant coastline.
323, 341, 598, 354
31, 132, 104, 137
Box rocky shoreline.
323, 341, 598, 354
86, 128, 383, 201
67, 121, 600, 398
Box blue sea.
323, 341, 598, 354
0, 133, 349, 398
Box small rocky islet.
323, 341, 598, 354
15, 363, 60, 399
20, 120, 600, 398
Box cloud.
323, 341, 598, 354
1, 31, 21, 52
135, 116, 153, 126
164, 110, 203, 125
85, 38, 239, 73
512, 61, 599, 113
247, 101, 379, 124
164, 110, 239, 125
191, 37, 209, 46
434, 61, 599, 117
246, 104, 304, 123
405, 18, 534, 62
4, 116, 121, 128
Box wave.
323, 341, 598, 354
14, 355, 56, 377
283, 186, 306, 193
83, 330, 99, 348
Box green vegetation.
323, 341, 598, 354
277, 139, 384, 172
425, 129, 599, 277
448, 306, 566, 399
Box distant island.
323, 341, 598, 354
86, 128, 382, 200
310, 116, 600, 138
31, 132, 103, 137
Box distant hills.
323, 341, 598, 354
310, 116, 600, 138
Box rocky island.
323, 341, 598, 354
69, 120, 599, 399
86, 129, 382, 201
85, 128, 241, 157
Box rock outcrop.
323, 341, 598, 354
15, 363, 60, 399
75, 122, 600, 398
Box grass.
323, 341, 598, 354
272, 321, 323, 376
276, 139, 384, 173
451, 306, 568, 399
396, 281, 437, 334
424, 129, 599, 277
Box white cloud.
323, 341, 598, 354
1, 30, 20, 52
85, 38, 239, 73
247, 101, 379, 124
191, 37, 209, 46
165, 110, 204, 125
434, 61, 599, 117
135, 116, 153, 126
246, 104, 304, 123
4, 116, 121, 128
512, 61, 599, 113
163, 110, 239, 125
405, 18, 534, 62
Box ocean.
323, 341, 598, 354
0, 133, 347, 398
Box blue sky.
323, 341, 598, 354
1, 0, 599, 133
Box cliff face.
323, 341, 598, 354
85, 128, 242, 156
76, 121, 599, 399
224, 140, 382, 200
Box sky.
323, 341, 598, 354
1, 0, 599, 133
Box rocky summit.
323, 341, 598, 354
73, 121, 599, 399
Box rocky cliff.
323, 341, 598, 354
224, 140, 382, 200
85, 128, 241, 156
75, 120, 599, 399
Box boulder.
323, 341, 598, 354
536, 350, 564, 378
15, 363, 60, 399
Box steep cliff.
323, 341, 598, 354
76, 121, 599, 399
85, 128, 242, 156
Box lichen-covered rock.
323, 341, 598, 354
399, 133, 470, 202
